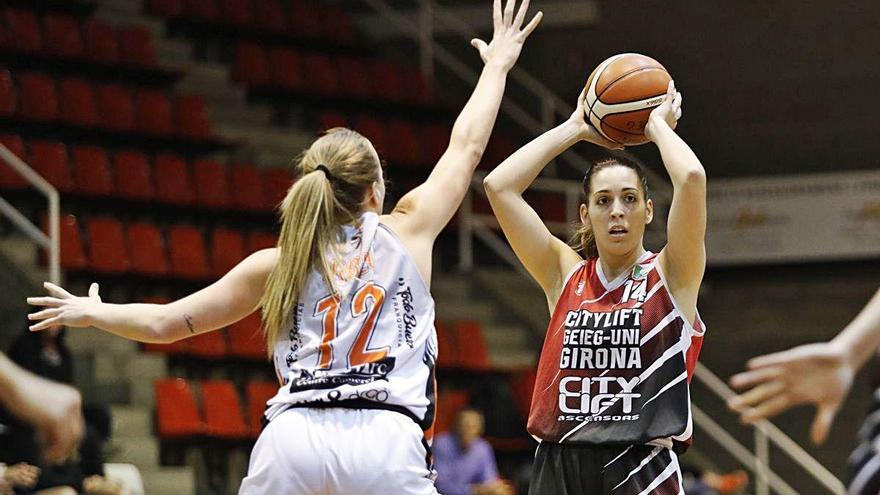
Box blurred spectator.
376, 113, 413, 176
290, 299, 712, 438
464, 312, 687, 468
434, 408, 513, 495
682, 464, 749, 495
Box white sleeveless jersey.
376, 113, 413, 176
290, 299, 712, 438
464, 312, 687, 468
264, 212, 438, 434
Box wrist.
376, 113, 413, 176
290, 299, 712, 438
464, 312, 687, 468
829, 337, 860, 369
483, 59, 512, 74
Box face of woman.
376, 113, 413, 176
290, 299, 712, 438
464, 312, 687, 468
580, 165, 653, 257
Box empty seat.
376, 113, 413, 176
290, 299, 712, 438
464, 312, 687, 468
43, 15, 84, 58
154, 378, 204, 438
30, 140, 74, 192
200, 380, 249, 439
335, 57, 372, 100
452, 320, 489, 370
253, 0, 286, 32
119, 26, 156, 66
192, 159, 230, 208
18, 72, 59, 121
4, 9, 42, 52
96, 83, 135, 131
232, 42, 268, 86
86, 217, 130, 274
370, 60, 404, 102
183, 0, 220, 21
315, 111, 348, 132
386, 119, 421, 167
245, 381, 277, 437
246, 231, 277, 252
267, 48, 304, 90
167, 224, 210, 280
229, 162, 263, 211
56, 213, 88, 270
219, 0, 253, 25
209, 227, 245, 277
126, 221, 169, 276
303, 54, 339, 96
59, 78, 99, 127
174, 94, 212, 140
260, 167, 294, 210
187, 331, 228, 359
0, 134, 28, 189
228, 311, 266, 360
113, 150, 154, 200
72, 146, 113, 196
83, 20, 119, 63
154, 153, 194, 205
136, 90, 173, 135
0, 68, 15, 116
434, 320, 458, 369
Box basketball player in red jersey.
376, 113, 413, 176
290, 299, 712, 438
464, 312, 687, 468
484, 80, 704, 494
730, 288, 880, 494
25, 1, 542, 493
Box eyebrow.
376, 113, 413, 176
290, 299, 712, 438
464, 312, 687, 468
593, 187, 640, 195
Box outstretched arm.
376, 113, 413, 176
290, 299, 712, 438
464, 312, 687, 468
384, 0, 542, 244
729, 288, 880, 444
483, 89, 619, 306
27, 248, 277, 343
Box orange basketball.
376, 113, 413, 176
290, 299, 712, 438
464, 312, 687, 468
584, 53, 671, 146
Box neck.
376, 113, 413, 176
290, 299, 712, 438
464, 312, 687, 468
598, 244, 646, 280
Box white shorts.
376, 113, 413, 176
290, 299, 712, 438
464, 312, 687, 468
239, 408, 439, 495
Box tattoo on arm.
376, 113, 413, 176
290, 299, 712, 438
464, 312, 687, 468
183, 314, 195, 334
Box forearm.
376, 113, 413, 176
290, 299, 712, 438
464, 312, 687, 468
484, 121, 581, 195
650, 118, 705, 187
87, 303, 179, 343
0, 353, 23, 407
832, 289, 880, 370
447, 63, 509, 160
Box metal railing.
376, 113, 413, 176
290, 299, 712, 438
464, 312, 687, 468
0, 145, 60, 285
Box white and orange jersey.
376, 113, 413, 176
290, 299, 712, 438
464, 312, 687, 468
527, 251, 705, 452
264, 212, 438, 436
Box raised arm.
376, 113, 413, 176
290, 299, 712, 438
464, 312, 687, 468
27, 248, 277, 344
483, 90, 619, 305
383, 0, 542, 244
647, 82, 706, 320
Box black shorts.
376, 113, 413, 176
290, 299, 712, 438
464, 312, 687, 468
529, 442, 682, 495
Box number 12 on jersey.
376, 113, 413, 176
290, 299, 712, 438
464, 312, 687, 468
314, 282, 390, 369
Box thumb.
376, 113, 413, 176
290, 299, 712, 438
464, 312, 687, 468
88, 282, 100, 300
471, 38, 488, 56
810, 403, 839, 444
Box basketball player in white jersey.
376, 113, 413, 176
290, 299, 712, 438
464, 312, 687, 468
484, 81, 706, 494
25, 2, 543, 493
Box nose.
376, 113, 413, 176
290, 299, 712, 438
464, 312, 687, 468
610, 198, 625, 218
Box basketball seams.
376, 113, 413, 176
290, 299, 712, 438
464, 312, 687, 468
595, 66, 667, 102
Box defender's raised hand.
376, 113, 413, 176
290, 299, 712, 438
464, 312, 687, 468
471, 0, 543, 71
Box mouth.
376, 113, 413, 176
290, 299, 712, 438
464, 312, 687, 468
608, 226, 628, 238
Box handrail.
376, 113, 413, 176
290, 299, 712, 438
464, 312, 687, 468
0, 144, 60, 285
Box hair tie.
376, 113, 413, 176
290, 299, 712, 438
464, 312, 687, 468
315, 164, 334, 181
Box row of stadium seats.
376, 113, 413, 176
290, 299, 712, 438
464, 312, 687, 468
1, 9, 158, 66
55, 214, 278, 279
0, 135, 293, 211
0, 69, 213, 139
233, 42, 433, 106
147, 0, 356, 45
144, 309, 266, 361
154, 377, 276, 440
436, 319, 491, 371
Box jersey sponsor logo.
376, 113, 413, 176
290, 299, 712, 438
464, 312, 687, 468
393, 277, 418, 349
560, 308, 643, 370
557, 414, 640, 423
287, 356, 397, 393
285, 303, 306, 369
558, 376, 641, 415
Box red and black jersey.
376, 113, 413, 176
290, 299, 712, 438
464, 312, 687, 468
527, 251, 705, 452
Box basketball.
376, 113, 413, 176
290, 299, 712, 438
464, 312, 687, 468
584, 53, 672, 146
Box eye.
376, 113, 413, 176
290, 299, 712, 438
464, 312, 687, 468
625, 194, 637, 203
596, 196, 609, 205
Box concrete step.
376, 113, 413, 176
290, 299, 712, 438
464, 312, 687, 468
433, 297, 496, 322
489, 349, 536, 369
430, 275, 473, 299
111, 405, 153, 439
141, 466, 196, 495
106, 435, 159, 468
66, 327, 140, 354
482, 323, 533, 351
155, 38, 195, 65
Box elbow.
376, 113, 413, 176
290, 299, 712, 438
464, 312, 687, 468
483, 174, 500, 197
684, 166, 706, 188
146, 322, 173, 344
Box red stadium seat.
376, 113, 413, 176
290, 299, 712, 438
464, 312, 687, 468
232, 42, 268, 86
209, 227, 245, 277
453, 320, 490, 370
154, 378, 204, 438
355, 116, 388, 158
288, 3, 321, 39
0, 134, 28, 189
136, 90, 173, 136
4, 9, 42, 52
43, 15, 84, 58
260, 167, 294, 210
154, 153, 194, 205
320, 7, 355, 44
315, 111, 348, 132
83, 20, 119, 63
119, 26, 156, 66
200, 380, 249, 439
303, 53, 339, 96
126, 221, 169, 276
370, 60, 404, 102
86, 217, 130, 274
167, 224, 210, 280
401, 65, 433, 104
434, 320, 459, 369
0, 69, 16, 117
335, 57, 371, 100
60, 78, 99, 127
18, 73, 59, 121
421, 123, 450, 164
229, 162, 263, 211
245, 380, 277, 437
30, 140, 74, 192
187, 331, 228, 359
183, 0, 220, 21
434, 389, 469, 435
96, 84, 135, 131
267, 48, 304, 90
246, 231, 277, 252
174, 94, 212, 140
113, 150, 154, 200
219, 0, 253, 25
386, 119, 421, 167
147, 0, 183, 18
72, 146, 113, 196
56, 214, 87, 270
253, 0, 286, 32
228, 311, 266, 360
192, 159, 230, 208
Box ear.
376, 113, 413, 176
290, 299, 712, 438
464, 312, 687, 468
579, 203, 589, 224
645, 198, 654, 225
